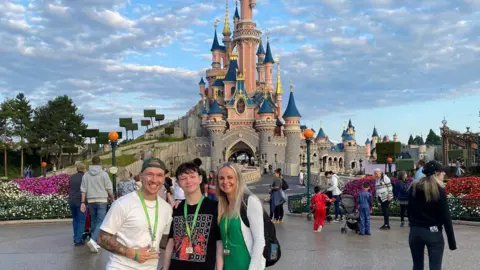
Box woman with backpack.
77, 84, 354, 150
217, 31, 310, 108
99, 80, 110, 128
270, 168, 286, 223
216, 162, 266, 270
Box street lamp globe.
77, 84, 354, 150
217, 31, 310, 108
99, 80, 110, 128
108, 131, 119, 142
303, 128, 315, 139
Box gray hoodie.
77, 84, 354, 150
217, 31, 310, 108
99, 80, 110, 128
80, 165, 113, 203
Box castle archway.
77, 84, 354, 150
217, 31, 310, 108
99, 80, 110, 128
225, 139, 256, 164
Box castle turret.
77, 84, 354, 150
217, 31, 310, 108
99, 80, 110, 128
205, 92, 226, 170
233, 1, 240, 31
275, 58, 283, 115
418, 135, 426, 160
372, 126, 379, 144
393, 133, 398, 142
222, 0, 232, 54
263, 38, 275, 90
282, 82, 301, 176
199, 77, 206, 98
211, 22, 223, 69
365, 138, 371, 158
343, 133, 356, 173
256, 89, 276, 165
256, 39, 265, 82
315, 124, 327, 144
347, 119, 355, 139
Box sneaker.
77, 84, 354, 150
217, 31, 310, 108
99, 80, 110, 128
332, 218, 339, 223
87, 239, 99, 253
317, 226, 323, 232
401, 222, 405, 227
379, 225, 388, 230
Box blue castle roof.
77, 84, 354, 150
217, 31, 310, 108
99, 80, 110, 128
224, 59, 238, 82
365, 138, 370, 144
258, 94, 275, 114
341, 129, 347, 138
228, 78, 254, 106
198, 77, 205, 85
372, 127, 379, 137
344, 134, 354, 141
316, 128, 326, 139
257, 40, 265, 55
213, 78, 224, 87
208, 100, 223, 115
201, 105, 207, 115
263, 41, 275, 64
211, 29, 223, 52
282, 91, 301, 118
234, 6, 240, 19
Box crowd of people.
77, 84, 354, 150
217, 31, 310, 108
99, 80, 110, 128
68, 155, 457, 270
68, 156, 272, 270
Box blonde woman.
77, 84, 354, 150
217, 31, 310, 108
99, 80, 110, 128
216, 162, 266, 270
408, 160, 456, 270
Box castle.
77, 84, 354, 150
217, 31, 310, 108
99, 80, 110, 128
148, 0, 435, 175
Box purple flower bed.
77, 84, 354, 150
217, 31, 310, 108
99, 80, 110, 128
343, 177, 413, 199
13, 174, 70, 196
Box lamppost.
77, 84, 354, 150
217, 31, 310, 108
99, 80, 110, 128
108, 131, 119, 198
387, 157, 393, 176
303, 128, 315, 212
41, 162, 47, 177
359, 158, 363, 174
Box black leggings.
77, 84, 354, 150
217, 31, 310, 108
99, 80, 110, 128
409, 226, 445, 270
400, 204, 409, 222
274, 204, 284, 220
379, 198, 390, 225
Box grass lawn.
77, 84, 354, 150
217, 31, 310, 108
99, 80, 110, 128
83, 154, 137, 167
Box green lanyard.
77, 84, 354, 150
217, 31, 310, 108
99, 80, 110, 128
138, 191, 159, 247
224, 217, 230, 249
184, 196, 204, 245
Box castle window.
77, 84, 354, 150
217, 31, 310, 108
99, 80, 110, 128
275, 153, 277, 162
212, 141, 214, 147
268, 136, 271, 142
348, 142, 352, 146
231, 86, 236, 96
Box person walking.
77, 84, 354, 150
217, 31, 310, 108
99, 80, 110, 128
395, 171, 410, 227
216, 162, 266, 270
408, 160, 456, 270
270, 169, 285, 224
374, 168, 393, 230
414, 160, 426, 181
311, 186, 332, 232
298, 170, 304, 186
80, 156, 115, 253
118, 172, 137, 197
206, 170, 217, 201
68, 162, 87, 246
98, 158, 173, 270
357, 182, 372, 235
326, 171, 342, 222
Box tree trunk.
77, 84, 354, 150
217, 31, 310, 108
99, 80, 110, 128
20, 147, 24, 177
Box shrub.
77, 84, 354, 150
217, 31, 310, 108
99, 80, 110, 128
445, 177, 480, 197
343, 176, 412, 199
13, 174, 70, 196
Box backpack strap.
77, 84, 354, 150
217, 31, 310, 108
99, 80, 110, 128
240, 193, 250, 228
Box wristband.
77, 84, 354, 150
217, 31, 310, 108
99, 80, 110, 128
134, 249, 138, 262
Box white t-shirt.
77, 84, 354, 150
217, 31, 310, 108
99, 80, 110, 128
100, 192, 173, 270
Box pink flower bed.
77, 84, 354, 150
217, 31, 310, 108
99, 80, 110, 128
343, 176, 412, 199
13, 174, 70, 196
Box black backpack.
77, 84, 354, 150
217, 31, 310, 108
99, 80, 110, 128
281, 177, 289, 191
240, 194, 281, 267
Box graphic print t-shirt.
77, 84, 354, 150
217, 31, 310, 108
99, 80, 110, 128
168, 198, 220, 270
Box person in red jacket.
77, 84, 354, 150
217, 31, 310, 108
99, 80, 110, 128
311, 186, 333, 232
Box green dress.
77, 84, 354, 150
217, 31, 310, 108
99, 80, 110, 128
220, 217, 251, 270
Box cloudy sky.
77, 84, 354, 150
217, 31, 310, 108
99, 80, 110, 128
0, 0, 479, 144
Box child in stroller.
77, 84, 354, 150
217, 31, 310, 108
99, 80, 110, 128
340, 194, 360, 234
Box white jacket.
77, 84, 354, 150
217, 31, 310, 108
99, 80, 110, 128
240, 195, 267, 270
328, 174, 342, 196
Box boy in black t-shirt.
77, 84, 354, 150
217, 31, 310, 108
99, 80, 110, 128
163, 162, 223, 270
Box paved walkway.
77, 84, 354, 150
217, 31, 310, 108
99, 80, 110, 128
0, 175, 478, 269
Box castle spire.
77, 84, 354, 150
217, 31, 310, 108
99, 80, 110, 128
222, 0, 231, 36
264, 33, 275, 64
211, 20, 222, 52
282, 81, 301, 118
275, 57, 283, 94
234, 0, 240, 19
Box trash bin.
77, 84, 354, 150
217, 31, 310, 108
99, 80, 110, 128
288, 194, 307, 213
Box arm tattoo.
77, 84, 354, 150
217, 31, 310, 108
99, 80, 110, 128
98, 230, 129, 257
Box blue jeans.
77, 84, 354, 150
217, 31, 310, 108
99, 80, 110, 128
88, 202, 108, 241
333, 195, 341, 219
69, 202, 86, 244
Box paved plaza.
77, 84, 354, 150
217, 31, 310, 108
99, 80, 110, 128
0, 176, 479, 269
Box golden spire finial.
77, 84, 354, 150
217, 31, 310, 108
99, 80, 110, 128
289, 80, 293, 92
275, 57, 283, 94
222, 0, 231, 35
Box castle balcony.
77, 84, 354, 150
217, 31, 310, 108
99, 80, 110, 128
206, 68, 226, 79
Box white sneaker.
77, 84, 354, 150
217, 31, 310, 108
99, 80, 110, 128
87, 239, 99, 253
317, 226, 323, 232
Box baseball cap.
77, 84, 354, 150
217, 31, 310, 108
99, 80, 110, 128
141, 158, 167, 173
422, 160, 446, 176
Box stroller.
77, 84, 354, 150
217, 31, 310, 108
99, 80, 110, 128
82, 208, 92, 242
339, 194, 360, 234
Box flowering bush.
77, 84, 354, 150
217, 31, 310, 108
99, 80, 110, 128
343, 176, 413, 199
13, 174, 70, 196
0, 181, 70, 221
445, 177, 480, 197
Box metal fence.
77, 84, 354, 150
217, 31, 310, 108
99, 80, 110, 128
288, 194, 480, 222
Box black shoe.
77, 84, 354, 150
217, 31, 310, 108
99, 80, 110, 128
380, 225, 388, 230
74, 242, 85, 246
400, 222, 404, 227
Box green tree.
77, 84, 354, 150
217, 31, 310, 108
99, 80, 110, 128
0, 99, 15, 177
408, 134, 415, 145
119, 118, 132, 140
425, 129, 441, 145
10, 93, 33, 176
155, 114, 165, 126
144, 109, 156, 128
31, 95, 87, 168
141, 120, 151, 131
413, 135, 424, 145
